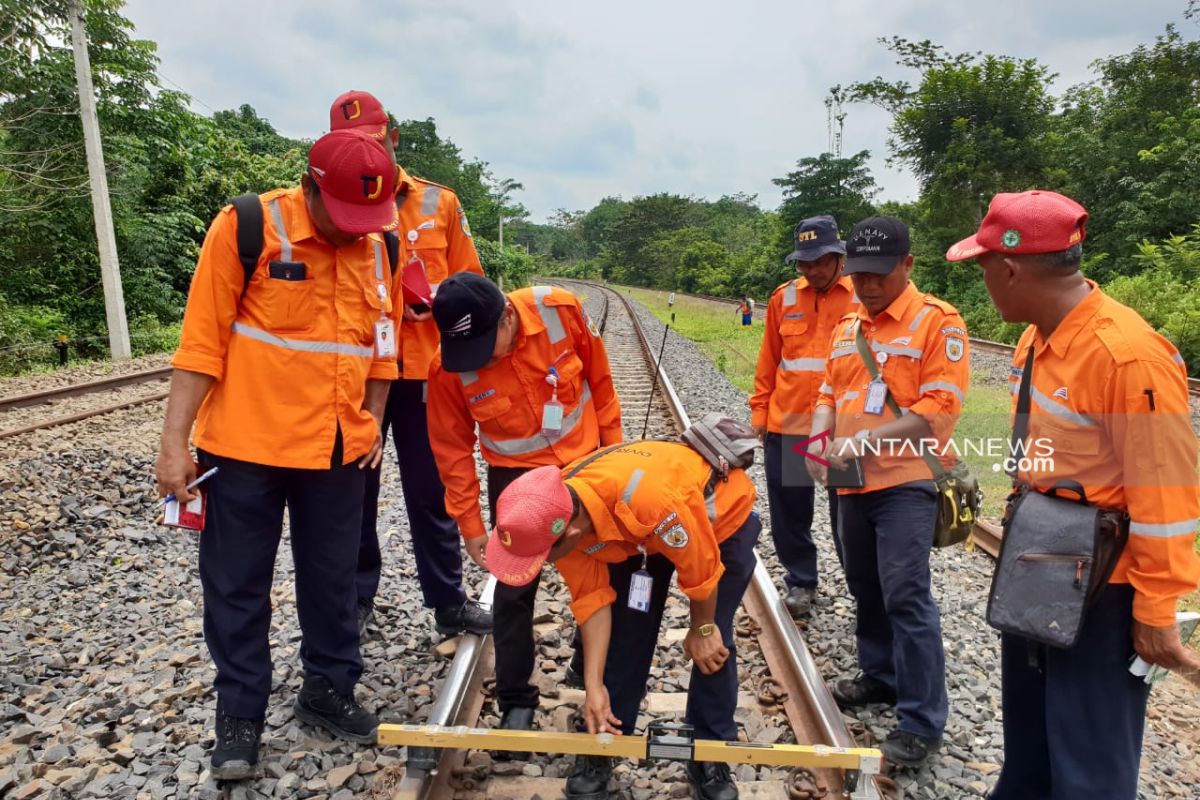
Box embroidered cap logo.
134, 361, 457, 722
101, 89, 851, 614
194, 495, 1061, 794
341, 100, 362, 121
1002, 229, 1022, 249
361, 175, 383, 200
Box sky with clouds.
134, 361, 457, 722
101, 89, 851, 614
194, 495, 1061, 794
123, 0, 1193, 222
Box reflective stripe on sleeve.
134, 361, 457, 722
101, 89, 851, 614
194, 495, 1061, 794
1130, 518, 1198, 538
818, 382, 833, 394
479, 383, 593, 456
836, 390, 860, 408
1172, 352, 1186, 366
918, 381, 966, 403
231, 322, 373, 358
779, 357, 826, 372
268, 199, 292, 263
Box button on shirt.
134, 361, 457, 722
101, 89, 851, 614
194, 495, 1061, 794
1009, 283, 1200, 626
557, 440, 757, 625
172, 187, 402, 469
751, 275, 858, 434
816, 281, 970, 493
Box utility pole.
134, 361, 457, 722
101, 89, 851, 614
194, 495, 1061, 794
498, 215, 505, 251
69, 0, 131, 360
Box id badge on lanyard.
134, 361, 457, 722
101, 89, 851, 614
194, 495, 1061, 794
542, 367, 564, 436
373, 283, 397, 359
864, 350, 888, 415
628, 546, 652, 612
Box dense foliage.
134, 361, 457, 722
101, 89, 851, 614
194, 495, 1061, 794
0, 0, 527, 371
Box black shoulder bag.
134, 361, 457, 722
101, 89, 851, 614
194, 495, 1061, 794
985, 347, 1130, 649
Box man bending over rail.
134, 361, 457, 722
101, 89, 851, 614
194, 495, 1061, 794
487, 440, 760, 800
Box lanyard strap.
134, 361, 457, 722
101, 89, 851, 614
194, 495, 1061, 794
1008, 346, 1035, 480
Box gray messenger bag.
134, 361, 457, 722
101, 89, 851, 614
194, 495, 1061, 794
986, 481, 1129, 648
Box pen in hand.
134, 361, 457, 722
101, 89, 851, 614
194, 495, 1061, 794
158, 467, 219, 507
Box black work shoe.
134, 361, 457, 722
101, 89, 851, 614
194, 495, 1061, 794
881, 729, 941, 768
211, 709, 263, 781
493, 706, 536, 762
357, 601, 374, 640
565, 755, 613, 800
434, 600, 493, 636
831, 673, 897, 708
686, 760, 739, 800
783, 587, 816, 619
293, 675, 378, 744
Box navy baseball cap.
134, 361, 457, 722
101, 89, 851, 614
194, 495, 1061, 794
785, 215, 846, 263
844, 216, 911, 275
432, 273, 507, 372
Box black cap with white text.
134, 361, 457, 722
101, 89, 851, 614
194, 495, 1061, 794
844, 216, 911, 275
432, 273, 507, 373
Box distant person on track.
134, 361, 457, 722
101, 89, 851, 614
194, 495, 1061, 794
328, 90, 491, 642
739, 297, 753, 326
426, 274, 622, 734
805, 216, 969, 768
750, 215, 858, 619
154, 130, 402, 779
487, 440, 760, 800
947, 190, 1200, 799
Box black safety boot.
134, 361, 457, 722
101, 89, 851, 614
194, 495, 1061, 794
211, 708, 263, 781
881, 729, 941, 768
434, 600, 493, 636
686, 760, 739, 800
565, 755, 613, 800
831, 672, 897, 708
493, 706, 536, 762
783, 587, 816, 619
293, 675, 378, 744
357, 601, 374, 640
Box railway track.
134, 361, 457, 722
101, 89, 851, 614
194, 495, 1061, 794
384, 282, 886, 800
0, 366, 172, 439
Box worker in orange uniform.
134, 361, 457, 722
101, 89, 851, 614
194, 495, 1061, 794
738, 297, 754, 326
327, 90, 490, 640
154, 129, 402, 780
426, 274, 622, 733
751, 215, 857, 619
946, 190, 1200, 799
805, 216, 969, 768
486, 440, 760, 800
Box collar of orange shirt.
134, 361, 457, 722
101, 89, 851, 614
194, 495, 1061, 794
1030, 280, 1103, 360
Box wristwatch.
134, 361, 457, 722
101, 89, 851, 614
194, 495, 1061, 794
693, 623, 716, 637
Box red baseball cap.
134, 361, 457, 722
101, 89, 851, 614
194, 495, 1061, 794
329, 90, 390, 140
487, 466, 574, 587
946, 190, 1088, 261
307, 129, 398, 235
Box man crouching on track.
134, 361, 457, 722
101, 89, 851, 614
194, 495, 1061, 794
487, 440, 761, 800
426, 274, 623, 734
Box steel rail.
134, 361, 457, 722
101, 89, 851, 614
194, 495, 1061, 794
0, 391, 169, 439
0, 366, 172, 412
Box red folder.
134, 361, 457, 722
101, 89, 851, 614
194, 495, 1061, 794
402, 258, 433, 306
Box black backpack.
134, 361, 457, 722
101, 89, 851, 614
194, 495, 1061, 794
229, 193, 401, 296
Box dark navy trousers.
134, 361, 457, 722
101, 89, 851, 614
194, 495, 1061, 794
839, 481, 947, 740
602, 512, 762, 739
359, 379, 466, 610
487, 465, 542, 711
197, 449, 364, 720
764, 432, 841, 587
990, 584, 1150, 800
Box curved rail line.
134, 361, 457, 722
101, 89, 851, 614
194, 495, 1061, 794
0, 366, 172, 439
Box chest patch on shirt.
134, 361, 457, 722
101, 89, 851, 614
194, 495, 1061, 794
784, 312, 805, 320
660, 523, 689, 548
653, 512, 679, 535
833, 339, 854, 350
585, 312, 600, 337
584, 542, 607, 555
889, 336, 912, 346
945, 338, 965, 362
942, 326, 966, 337
469, 388, 496, 404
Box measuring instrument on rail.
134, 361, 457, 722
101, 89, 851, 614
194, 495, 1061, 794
378, 721, 883, 799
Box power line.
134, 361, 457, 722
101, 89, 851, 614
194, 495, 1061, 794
156, 70, 219, 115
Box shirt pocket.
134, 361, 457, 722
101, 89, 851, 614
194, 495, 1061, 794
411, 228, 450, 282
467, 393, 514, 426
1037, 416, 1103, 458
552, 352, 585, 405
260, 264, 315, 334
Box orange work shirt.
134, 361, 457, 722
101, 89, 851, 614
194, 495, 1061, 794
173, 187, 402, 469
816, 281, 970, 493
395, 167, 483, 380
557, 440, 757, 625
751, 275, 858, 434
427, 287, 623, 540
1008, 284, 1200, 626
